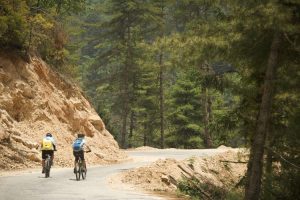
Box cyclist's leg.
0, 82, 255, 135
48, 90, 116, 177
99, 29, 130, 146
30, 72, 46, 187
42, 150, 46, 173
50, 150, 54, 166
73, 151, 78, 173
80, 151, 86, 171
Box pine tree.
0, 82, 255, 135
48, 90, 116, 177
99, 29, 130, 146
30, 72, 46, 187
81, 0, 162, 148
168, 71, 203, 148
134, 63, 159, 147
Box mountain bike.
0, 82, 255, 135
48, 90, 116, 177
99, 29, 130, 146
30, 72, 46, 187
74, 150, 91, 181
44, 154, 52, 178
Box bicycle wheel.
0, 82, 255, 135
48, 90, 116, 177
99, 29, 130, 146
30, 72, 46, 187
45, 158, 50, 178
81, 165, 86, 180
75, 162, 80, 181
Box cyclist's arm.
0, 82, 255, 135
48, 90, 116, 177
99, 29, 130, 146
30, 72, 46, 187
40, 140, 43, 150
51, 138, 57, 151
84, 144, 92, 152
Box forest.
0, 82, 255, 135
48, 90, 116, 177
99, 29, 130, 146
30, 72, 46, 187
0, 0, 299, 199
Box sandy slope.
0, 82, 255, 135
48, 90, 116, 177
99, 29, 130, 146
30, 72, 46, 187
116, 149, 247, 195
0, 52, 126, 171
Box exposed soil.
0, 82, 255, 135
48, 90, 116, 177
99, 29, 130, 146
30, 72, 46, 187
127, 146, 159, 151
112, 149, 247, 197
0, 52, 127, 173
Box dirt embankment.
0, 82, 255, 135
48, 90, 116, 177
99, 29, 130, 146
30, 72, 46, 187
0, 53, 126, 172
116, 149, 247, 195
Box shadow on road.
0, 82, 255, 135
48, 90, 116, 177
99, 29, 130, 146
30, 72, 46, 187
37, 176, 53, 178
69, 178, 80, 181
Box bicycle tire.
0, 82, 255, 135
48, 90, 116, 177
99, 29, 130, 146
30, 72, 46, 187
45, 157, 51, 178
75, 162, 80, 181
78, 163, 82, 181
81, 165, 86, 180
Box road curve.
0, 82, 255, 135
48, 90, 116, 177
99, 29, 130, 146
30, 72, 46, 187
0, 149, 228, 200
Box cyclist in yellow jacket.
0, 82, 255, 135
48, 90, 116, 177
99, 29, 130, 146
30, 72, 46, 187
41, 133, 56, 173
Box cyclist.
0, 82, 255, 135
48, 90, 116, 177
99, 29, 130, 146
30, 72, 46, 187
72, 133, 91, 173
40, 133, 56, 173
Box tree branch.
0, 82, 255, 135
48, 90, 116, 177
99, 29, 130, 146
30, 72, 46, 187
265, 146, 300, 170
220, 160, 248, 164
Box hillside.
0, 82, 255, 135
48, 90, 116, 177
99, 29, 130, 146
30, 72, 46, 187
0, 52, 126, 171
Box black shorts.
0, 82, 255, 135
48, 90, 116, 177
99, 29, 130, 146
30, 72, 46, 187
42, 150, 54, 159
73, 150, 84, 161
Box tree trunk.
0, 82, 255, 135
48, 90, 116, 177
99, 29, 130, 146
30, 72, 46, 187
159, 1, 165, 149
120, 57, 129, 149
159, 52, 165, 149
143, 124, 148, 146
128, 110, 134, 148
128, 72, 137, 148
120, 14, 132, 149
203, 87, 212, 148
121, 109, 128, 149
208, 94, 213, 139
264, 124, 275, 200
264, 144, 274, 200
244, 32, 281, 200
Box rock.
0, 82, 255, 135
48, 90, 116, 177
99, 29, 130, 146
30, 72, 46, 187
217, 145, 232, 150
33, 110, 52, 122
27, 153, 41, 162
0, 128, 9, 141
7, 129, 21, 136
0, 83, 4, 93
0, 110, 14, 128
168, 175, 178, 186
95, 152, 106, 159
161, 175, 170, 185
10, 135, 38, 149
22, 85, 35, 99
90, 119, 104, 132
0, 69, 12, 83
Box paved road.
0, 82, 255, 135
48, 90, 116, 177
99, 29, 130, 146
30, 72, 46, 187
0, 149, 227, 200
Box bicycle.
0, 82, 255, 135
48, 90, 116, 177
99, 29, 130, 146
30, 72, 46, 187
74, 150, 91, 181
44, 154, 52, 178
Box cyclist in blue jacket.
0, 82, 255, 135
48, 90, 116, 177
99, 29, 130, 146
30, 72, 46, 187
72, 133, 91, 173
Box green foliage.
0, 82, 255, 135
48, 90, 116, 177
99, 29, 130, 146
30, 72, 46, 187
76, 0, 167, 147
69, 0, 243, 149
0, 0, 86, 77
134, 59, 160, 146
0, 0, 30, 49
167, 71, 204, 148
178, 176, 244, 200
178, 177, 228, 200
63, 1, 299, 198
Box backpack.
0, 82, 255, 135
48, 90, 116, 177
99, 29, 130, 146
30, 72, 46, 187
42, 138, 53, 150
73, 138, 84, 152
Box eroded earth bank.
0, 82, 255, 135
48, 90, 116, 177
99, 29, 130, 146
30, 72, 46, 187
0, 52, 126, 173
112, 147, 248, 199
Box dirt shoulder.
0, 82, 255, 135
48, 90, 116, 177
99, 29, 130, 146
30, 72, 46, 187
125, 146, 160, 151
111, 148, 248, 198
